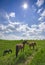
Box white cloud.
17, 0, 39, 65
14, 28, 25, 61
0, 11, 10, 22
39, 22, 45, 31
5, 13, 9, 20
31, 24, 38, 28
8, 23, 15, 28
0, 32, 5, 39
41, 10, 45, 16
0, 21, 23, 33
38, 10, 45, 21
0, 10, 45, 40
9, 21, 21, 25
9, 12, 15, 17
31, 22, 45, 33
22, 22, 45, 39
0, 23, 13, 33
0, 11, 16, 33
0, 22, 45, 40
0, 32, 45, 40
0, 24, 7, 31
37, 8, 43, 13
36, 0, 44, 7
0, 11, 15, 24
0, 17, 45, 40
16, 24, 30, 32
38, 16, 43, 21
0, 33, 27, 40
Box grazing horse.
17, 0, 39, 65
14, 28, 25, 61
28, 42, 36, 49
16, 40, 27, 57
3, 49, 12, 56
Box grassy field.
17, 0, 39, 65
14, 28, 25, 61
0, 40, 45, 65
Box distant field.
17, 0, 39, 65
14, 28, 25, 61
0, 40, 45, 65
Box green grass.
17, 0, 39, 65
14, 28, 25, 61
28, 40, 45, 65
0, 40, 45, 65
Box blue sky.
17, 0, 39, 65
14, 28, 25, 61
0, 0, 45, 40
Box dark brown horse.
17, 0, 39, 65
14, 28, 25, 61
28, 42, 36, 49
3, 49, 12, 56
16, 40, 27, 57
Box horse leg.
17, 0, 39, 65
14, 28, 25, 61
29, 45, 31, 50
16, 46, 19, 58
23, 47, 24, 51
33, 45, 34, 49
23, 44, 25, 51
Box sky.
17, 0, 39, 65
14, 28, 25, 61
0, 0, 45, 40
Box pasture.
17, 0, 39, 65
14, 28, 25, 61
0, 40, 45, 65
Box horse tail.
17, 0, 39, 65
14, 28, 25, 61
16, 45, 19, 58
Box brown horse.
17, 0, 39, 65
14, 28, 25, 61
16, 40, 27, 57
28, 42, 36, 49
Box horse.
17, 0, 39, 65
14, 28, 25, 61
16, 44, 24, 57
3, 49, 12, 56
28, 42, 36, 49
16, 40, 27, 57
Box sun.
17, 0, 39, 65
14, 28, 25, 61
22, 3, 28, 9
